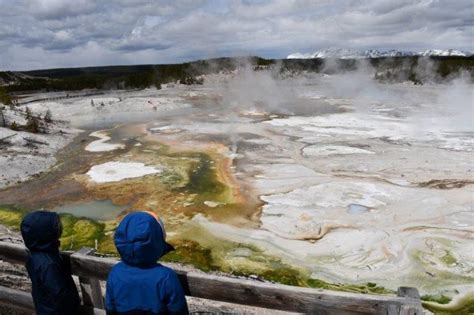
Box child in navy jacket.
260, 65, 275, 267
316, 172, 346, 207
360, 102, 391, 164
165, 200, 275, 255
20, 210, 80, 315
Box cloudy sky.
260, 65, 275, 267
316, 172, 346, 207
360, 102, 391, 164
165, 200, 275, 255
0, 0, 472, 70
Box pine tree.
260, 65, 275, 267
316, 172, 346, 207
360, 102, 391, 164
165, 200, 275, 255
25, 107, 32, 120
0, 86, 11, 105
25, 115, 39, 133
44, 109, 53, 123
10, 121, 19, 131
0, 107, 6, 127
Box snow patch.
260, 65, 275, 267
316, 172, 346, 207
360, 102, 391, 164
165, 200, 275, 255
87, 161, 161, 183
85, 130, 125, 152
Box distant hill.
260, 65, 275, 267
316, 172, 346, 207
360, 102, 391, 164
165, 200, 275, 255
0, 57, 255, 93
1, 55, 473, 94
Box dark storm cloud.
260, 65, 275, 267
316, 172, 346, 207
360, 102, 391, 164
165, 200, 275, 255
0, 0, 472, 70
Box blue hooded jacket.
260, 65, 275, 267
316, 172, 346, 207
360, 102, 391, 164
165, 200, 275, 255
20, 211, 80, 315
106, 212, 188, 315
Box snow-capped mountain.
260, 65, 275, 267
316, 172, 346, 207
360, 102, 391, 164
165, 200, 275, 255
287, 48, 471, 59
420, 49, 469, 57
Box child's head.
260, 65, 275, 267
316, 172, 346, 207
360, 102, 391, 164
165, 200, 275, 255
21, 211, 62, 252
114, 211, 173, 266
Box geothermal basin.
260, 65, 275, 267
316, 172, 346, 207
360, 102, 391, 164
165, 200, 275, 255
0, 74, 472, 307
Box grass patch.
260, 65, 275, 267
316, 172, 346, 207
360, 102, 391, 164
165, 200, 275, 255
0, 205, 106, 251
0, 205, 25, 229
97, 233, 116, 254
422, 294, 452, 305
162, 239, 216, 272
58, 213, 105, 250
307, 278, 394, 295
422, 293, 474, 315
259, 267, 304, 286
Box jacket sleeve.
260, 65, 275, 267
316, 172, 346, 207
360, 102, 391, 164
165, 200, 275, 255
164, 271, 189, 315
105, 276, 118, 315
42, 263, 80, 314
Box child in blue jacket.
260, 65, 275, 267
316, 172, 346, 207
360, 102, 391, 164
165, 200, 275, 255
106, 211, 189, 315
20, 210, 80, 315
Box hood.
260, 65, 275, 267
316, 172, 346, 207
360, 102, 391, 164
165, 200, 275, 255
21, 211, 62, 252
114, 212, 174, 267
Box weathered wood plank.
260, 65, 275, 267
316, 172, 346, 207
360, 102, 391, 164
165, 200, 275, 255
0, 285, 105, 315
397, 287, 423, 315
0, 241, 72, 264
399, 304, 421, 315
0, 285, 34, 312
70, 251, 116, 279
387, 304, 400, 315
0, 242, 29, 264
74, 248, 105, 310
78, 277, 105, 310
184, 272, 424, 314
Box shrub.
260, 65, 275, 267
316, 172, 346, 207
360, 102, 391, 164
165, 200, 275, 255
25, 115, 40, 133
25, 107, 32, 120
10, 121, 19, 131
0, 107, 6, 127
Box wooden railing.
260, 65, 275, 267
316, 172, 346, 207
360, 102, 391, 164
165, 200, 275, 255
0, 241, 424, 314
15, 91, 107, 105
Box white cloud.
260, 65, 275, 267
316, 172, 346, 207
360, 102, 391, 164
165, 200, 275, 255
0, 0, 472, 70
28, 0, 97, 20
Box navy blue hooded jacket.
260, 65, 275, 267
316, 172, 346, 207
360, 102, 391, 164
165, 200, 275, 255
20, 211, 80, 315
106, 212, 188, 315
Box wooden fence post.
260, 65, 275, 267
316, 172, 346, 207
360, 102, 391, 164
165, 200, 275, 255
396, 287, 423, 315
72, 248, 105, 310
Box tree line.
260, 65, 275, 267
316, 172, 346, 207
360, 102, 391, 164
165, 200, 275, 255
1, 56, 473, 94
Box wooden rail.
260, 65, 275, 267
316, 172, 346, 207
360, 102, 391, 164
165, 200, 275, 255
0, 242, 424, 314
